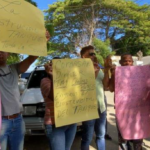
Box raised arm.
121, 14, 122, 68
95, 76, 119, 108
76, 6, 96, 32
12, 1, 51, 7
108, 65, 115, 92
103, 56, 112, 90
18, 56, 38, 74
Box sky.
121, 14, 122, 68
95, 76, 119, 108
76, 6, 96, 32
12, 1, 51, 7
27, 0, 56, 71
35, 0, 56, 10
34, 0, 150, 10
136, 0, 150, 5
27, 0, 150, 71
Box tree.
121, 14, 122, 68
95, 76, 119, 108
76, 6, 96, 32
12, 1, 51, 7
44, 0, 150, 57
36, 42, 79, 65
36, 42, 66, 65
93, 38, 115, 65
114, 31, 150, 56
7, 54, 23, 65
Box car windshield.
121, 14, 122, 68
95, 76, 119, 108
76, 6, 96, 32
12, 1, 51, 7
21, 72, 30, 79
27, 70, 47, 88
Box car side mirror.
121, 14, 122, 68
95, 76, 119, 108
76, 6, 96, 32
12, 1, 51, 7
19, 84, 26, 91
18, 79, 27, 94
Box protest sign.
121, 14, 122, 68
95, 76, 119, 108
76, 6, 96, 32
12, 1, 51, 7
115, 66, 150, 139
53, 59, 99, 127
0, 0, 47, 56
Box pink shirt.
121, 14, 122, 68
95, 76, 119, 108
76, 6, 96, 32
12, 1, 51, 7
40, 78, 55, 125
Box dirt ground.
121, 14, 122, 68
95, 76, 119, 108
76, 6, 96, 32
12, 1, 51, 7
24, 92, 150, 150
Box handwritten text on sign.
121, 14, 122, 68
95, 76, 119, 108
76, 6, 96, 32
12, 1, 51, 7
0, 0, 47, 56
115, 66, 150, 139
53, 59, 99, 127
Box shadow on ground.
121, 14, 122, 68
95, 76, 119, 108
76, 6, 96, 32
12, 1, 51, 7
24, 92, 150, 150
23, 117, 118, 150
24, 122, 149, 150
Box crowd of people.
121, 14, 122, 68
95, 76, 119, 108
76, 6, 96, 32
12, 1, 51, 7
0, 31, 145, 150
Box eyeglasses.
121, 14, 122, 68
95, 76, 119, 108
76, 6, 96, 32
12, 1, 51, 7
89, 53, 96, 56
0, 67, 11, 77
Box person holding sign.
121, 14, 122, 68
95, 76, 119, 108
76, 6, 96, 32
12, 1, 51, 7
40, 57, 77, 150
80, 45, 110, 150
108, 54, 143, 150
0, 31, 50, 150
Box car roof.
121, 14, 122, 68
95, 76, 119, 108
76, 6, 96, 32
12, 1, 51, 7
34, 66, 45, 71
24, 71, 31, 73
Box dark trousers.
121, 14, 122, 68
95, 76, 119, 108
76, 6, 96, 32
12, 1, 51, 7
117, 123, 143, 150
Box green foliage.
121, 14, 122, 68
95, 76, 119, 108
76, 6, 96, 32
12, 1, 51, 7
36, 42, 72, 65
44, 0, 150, 58
45, 23, 55, 36
114, 32, 150, 56
93, 38, 115, 65
7, 54, 23, 65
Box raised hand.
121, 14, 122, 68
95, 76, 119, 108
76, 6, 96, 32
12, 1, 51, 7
46, 30, 50, 42
110, 64, 116, 74
137, 50, 143, 61
104, 55, 112, 70
92, 57, 100, 77
44, 62, 52, 76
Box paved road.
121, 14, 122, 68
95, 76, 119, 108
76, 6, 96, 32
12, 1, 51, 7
24, 92, 150, 150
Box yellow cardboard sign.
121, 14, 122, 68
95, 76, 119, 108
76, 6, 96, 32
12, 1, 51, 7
0, 0, 47, 56
53, 59, 99, 127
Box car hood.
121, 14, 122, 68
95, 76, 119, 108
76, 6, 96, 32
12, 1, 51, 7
20, 88, 44, 104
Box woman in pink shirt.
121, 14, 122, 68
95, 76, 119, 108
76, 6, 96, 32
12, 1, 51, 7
40, 57, 77, 150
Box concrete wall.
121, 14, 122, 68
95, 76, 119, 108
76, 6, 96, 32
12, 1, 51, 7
111, 55, 150, 66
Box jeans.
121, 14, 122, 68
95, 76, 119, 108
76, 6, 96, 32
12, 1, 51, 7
0, 114, 25, 150
45, 124, 77, 150
81, 110, 106, 150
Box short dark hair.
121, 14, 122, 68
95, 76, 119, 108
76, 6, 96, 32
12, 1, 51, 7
50, 56, 61, 63
80, 45, 94, 57
121, 53, 132, 60
53, 56, 61, 59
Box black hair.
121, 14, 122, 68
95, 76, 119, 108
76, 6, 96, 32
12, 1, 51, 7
121, 53, 132, 60
80, 45, 94, 57
50, 56, 61, 63
47, 56, 61, 79
53, 56, 61, 59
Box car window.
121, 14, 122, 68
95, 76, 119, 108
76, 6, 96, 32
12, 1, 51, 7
27, 70, 47, 88
21, 73, 30, 79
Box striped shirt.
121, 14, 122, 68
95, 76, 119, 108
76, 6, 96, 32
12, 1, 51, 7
40, 77, 55, 125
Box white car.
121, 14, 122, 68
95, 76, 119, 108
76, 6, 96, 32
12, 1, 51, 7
20, 66, 82, 135
18, 71, 31, 95
20, 67, 47, 135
